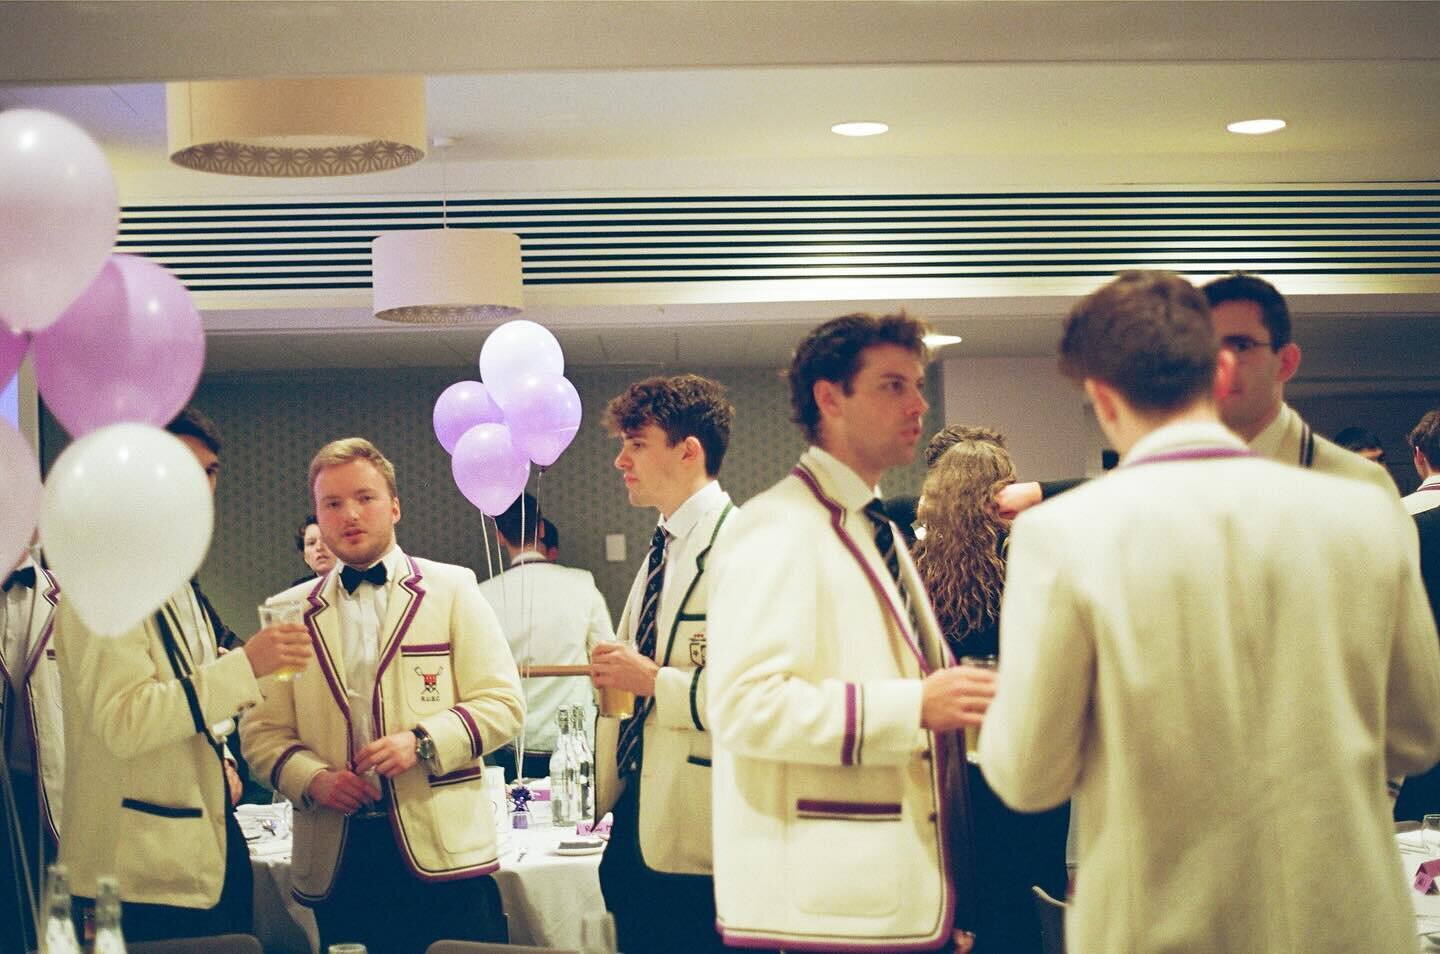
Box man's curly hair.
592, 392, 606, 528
604, 374, 734, 477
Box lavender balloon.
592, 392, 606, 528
0, 324, 26, 388
0, 421, 42, 574
452, 422, 531, 517
479, 320, 564, 407
503, 373, 583, 467
433, 380, 504, 454
32, 254, 205, 439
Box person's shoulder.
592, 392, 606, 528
1308, 432, 1398, 495
411, 556, 479, 587
271, 576, 321, 603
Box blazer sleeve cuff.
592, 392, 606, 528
273, 746, 329, 806
652, 666, 705, 730
851, 679, 927, 765
198, 648, 264, 724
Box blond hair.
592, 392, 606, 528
308, 438, 398, 498
914, 435, 1014, 642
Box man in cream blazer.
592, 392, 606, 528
708, 314, 995, 952
241, 437, 522, 954
56, 407, 312, 943
980, 272, 1440, 953
1, 552, 61, 952
590, 374, 736, 954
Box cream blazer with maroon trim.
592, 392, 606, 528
0, 565, 64, 844
706, 448, 956, 951
56, 588, 262, 907
594, 482, 734, 876
240, 552, 523, 904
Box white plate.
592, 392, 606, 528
552, 843, 605, 856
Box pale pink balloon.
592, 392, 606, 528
452, 423, 531, 517
0, 109, 118, 332
433, 380, 504, 454
503, 373, 583, 467
0, 323, 26, 388
32, 254, 205, 439
0, 421, 42, 574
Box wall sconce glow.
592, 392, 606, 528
831, 121, 889, 137
923, 333, 963, 348
1226, 118, 1286, 135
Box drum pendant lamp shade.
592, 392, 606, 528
167, 76, 427, 177
372, 229, 524, 324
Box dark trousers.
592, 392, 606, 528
966, 763, 1070, 954
1, 768, 52, 954
598, 783, 729, 954
486, 746, 553, 784
72, 807, 253, 943
312, 814, 506, 954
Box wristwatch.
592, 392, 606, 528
412, 727, 438, 772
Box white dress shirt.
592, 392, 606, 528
335, 545, 405, 752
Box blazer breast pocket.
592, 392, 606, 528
399, 644, 454, 717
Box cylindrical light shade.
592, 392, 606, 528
168, 76, 426, 177
372, 229, 524, 323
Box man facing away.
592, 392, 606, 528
241, 438, 523, 954
998, 271, 1396, 514
1406, 408, 1440, 514
479, 492, 614, 781
979, 271, 1440, 953
0, 538, 61, 953
56, 407, 313, 942
588, 374, 737, 954
707, 313, 995, 952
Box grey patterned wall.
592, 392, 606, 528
41, 360, 942, 633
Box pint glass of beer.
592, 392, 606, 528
258, 599, 309, 681
959, 654, 999, 757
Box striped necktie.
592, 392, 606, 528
863, 498, 909, 612
615, 525, 669, 779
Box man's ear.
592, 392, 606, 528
813, 378, 841, 422
1276, 341, 1302, 384
680, 435, 704, 466
1212, 348, 1237, 404
1083, 378, 1120, 425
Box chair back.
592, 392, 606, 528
1031, 884, 1067, 954
129, 935, 263, 954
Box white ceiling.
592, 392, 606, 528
1, 0, 1438, 375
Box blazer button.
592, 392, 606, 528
928, 811, 938, 823
920, 750, 932, 761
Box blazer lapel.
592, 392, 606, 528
305, 571, 352, 719
21, 569, 60, 682
374, 556, 425, 687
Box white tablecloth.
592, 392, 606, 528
1396, 830, 1440, 947
241, 805, 604, 953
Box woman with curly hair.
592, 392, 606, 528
916, 429, 1069, 954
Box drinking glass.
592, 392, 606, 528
598, 637, 636, 719
958, 654, 999, 757
257, 599, 308, 681
1423, 814, 1440, 856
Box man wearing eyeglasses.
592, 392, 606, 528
997, 272, 1397, 516
1203, 272, 1396, 495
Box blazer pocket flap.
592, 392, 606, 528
121, 798, 203, 819
795, 798, 902, 821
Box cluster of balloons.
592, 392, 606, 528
434, 320, 582, 515
1, 109, 210, 636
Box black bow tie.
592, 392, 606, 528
2, 566, 36, 594
340, 562, 388, 595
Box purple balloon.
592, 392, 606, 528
32, 254, 204, 439
479, 319, 564, 407
433, 380, 504, 454
451, 422, 531, 517
504, 374, 583, 467
0, 324, 26, 388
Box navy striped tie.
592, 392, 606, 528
615, 525, 669, 778
864, 499, 912, 620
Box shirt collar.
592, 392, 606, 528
660, 479, 725, 543
509, 549, 549, 567
1247, 402, 1295, 461
800, 445, 881, 513
1421, 474, 1440, 489
1122, 420, 1248, 465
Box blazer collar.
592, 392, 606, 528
800, 446, 880, 515
1123, 420, 1247, 466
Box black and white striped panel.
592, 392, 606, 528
115, 187, 1440, 293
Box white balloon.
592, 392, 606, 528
0, 109, 118, 332
40, 423, 212, 637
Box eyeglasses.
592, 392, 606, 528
1220, 335, 1275, 356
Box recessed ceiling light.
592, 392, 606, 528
1226, 119, 1286, 135
831, 121, 889, 138
429, 135, 457, 149
924, 333, 963, 348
